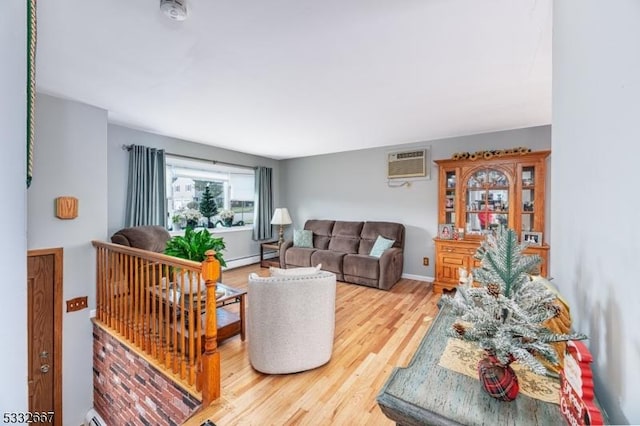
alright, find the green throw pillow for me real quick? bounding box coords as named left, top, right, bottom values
left=293, top=229, right=313, bottom=248
left=369, top=235, right=395, bottom=258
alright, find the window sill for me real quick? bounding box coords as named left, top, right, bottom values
left=169, top=225, right=253, bottom=237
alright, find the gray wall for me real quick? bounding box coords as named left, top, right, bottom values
left=15, top=97, right=281, bottom=423
left=0, top=1, right=28, bottom=413
left=28, top=94, right=108, bottom=425
left=107, top=124, right=283, bottom=263
left=553, top=2, right=639, bottom=424
left=281, top=126, right=551, bottom=279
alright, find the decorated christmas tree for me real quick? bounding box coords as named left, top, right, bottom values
left=441, top=227, right=586, bottom=376
left=199, top=184, right=218, bottom=228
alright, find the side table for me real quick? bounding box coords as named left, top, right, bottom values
left=260, top=241, right=281, bottom=268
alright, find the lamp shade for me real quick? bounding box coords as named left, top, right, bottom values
left=271, top=208, right=292, bottom=225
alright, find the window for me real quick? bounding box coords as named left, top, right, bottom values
left=166, top=156, right=255, bottom=227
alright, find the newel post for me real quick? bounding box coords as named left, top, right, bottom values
left=201, top=250, right=221, bottom=405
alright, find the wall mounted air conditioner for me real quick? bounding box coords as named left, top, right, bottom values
left=387, top=149, right=429, bottom=179
left=85, top=409, right=106, bottom=426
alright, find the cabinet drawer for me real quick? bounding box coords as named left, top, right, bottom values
left=439, top=252, right=466, bottom=266
left=439, top=245, right=476, bottom=255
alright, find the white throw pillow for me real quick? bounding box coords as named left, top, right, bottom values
left=369, top=235, right=395, bottom=258
left=269, top=264, right=322, bottom=277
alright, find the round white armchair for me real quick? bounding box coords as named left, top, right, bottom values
left=247, top=271, right=337, bottom=374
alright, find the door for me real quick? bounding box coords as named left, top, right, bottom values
left=27, top=248, right=62, bottom=426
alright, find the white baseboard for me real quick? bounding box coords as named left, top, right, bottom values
left=224, top=256, right=261, bottom=270
left=224, top=252, right=277, bottom=270
left=401, top=273, right=434, bottom=282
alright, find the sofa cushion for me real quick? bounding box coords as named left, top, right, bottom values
left=332, top=221, right=365, bottom=237
left=310, top=250, right=347, bottom=276
left=343, top=254, right=380, bottom=280
left=328, top=237, right=360, bottom=254
left=304, top=220, right=335, bottom=249
left=358, top=221, right=405, bottom=255
left=328, top=221, right=364, bottom=254
left=285, top=247, right=317, bottom=267
left=369, top=236, right=395, bottom=258
left=293, top=229, right=313, bottom=248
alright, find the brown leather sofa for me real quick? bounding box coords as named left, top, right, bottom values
left=279, top=220, right=405, bottom=290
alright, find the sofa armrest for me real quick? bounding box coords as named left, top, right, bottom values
left=279, top=240, right=294, bottom=268
left=378, top=247, right=404, bottom=290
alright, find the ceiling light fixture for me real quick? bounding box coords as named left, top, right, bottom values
left=160, top=0, right=188, bottom=21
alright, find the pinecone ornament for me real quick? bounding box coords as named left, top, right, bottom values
left=487, top=283, right=501, bottom=297
left=452, top=322, right=466, bottom=336
left=543, top=302, right=561, bottom=318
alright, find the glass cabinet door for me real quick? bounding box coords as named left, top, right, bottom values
left=465, top=168, right=509, bottom=235
left=521, top=166, right=535, bottom=232
left=444, top=170, right=456, bottom=224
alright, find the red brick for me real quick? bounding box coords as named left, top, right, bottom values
left=92, top=324, right=199, bottom=425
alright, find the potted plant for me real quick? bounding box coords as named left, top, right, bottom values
left=164, top=227, right=226, bottom=266
left=164, top=227, right=226, bottom=303
left=171, top=212, right=184, bottom=230
left=441, top=227, right=586, bottom=401
left=183, top=208, right=203, bottom=229
left=218, top=209, right=235, bottom=227
left=199, top=184, right=219, bottom=228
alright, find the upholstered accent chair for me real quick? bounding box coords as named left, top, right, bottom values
left=247, top=271, right=337, bottom=374
left=110, top=225, right=171, bottom=252
left=109, top=226, right=172, bottom=293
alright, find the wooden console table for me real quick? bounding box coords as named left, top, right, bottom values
left=376, top=302, right=566, bottom=426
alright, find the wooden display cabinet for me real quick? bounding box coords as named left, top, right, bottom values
left=433, top=150, right=551, bottom=294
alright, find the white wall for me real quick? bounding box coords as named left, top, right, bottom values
left=0, top=0, right=28, bottom=413
left=107, top=124, right=283, bottom=263
left=28, top=94, right=108, bottom=425
left=553, top=2, right=640, bottom=424
left=282, top=126, right=550, bottom=279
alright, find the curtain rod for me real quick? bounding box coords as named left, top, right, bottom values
left=121, top=144, right=257, bottom=170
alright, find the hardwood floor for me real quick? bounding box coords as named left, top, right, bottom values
left=184, top=264, right=439, bottom=426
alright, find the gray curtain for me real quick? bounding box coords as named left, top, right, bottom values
left=124, top=145, right=167, bottom=228
left=252, top=166, right=273, bottom=240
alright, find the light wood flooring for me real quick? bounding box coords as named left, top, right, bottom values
left=184, top=264, right=439, bottom=426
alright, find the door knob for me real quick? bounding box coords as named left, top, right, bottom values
left=40, top=364, right=50, bottom=373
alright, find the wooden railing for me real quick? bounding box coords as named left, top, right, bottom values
left=92, top=241, right=221, bottom=404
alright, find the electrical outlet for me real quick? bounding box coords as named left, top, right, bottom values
left=423, top=256, right=429, bottom=266
left=66, top=296, right=88, bottom=312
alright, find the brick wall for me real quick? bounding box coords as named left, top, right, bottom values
left=93, top=323, right=201, bottom=425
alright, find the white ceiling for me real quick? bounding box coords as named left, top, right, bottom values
left=35, top=0, right=551, bottom=160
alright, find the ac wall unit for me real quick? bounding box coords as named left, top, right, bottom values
left=84, top=409, right=106, bottom=426
left=387, top=149, right=428, bottom=179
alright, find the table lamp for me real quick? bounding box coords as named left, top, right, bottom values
left=271, top=208, right=292, bottom=245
